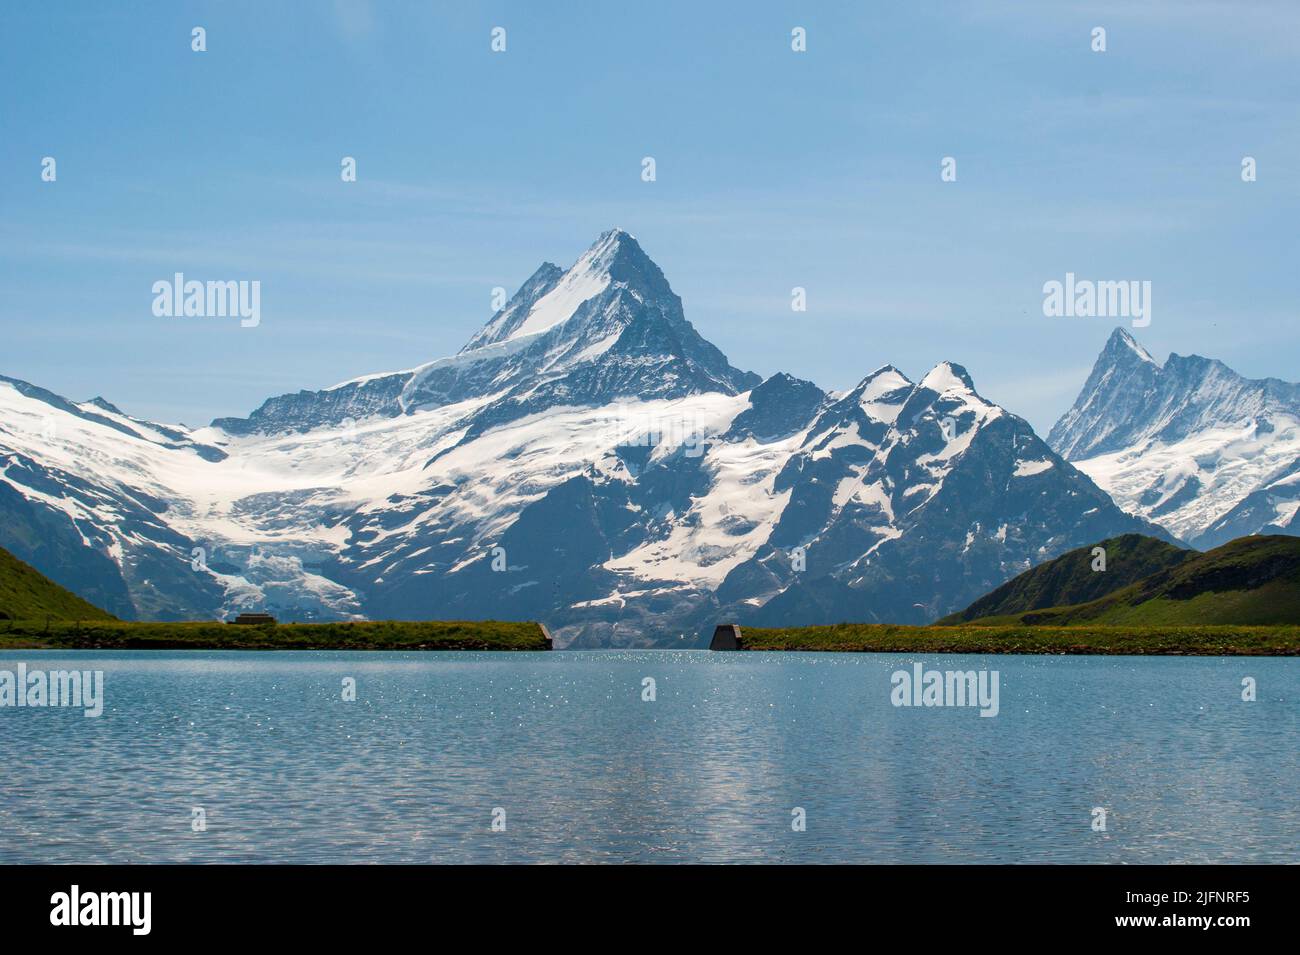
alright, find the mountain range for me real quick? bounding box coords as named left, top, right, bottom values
left=1050, top=328, right=1300, bottom=549
left=1, top=230, right=1294, bottom=646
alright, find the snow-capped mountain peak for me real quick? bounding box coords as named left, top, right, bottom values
left=1050, top=328, right=1300, bottom=546
left=461, top=229, right=657, bottom=352
left=730, top=357, right=1163, bottom=631
left=919, top=360, right=977, bottom=396
left=856, top=365, right=912, bottom=401
left=215, top=229, right=757, bottom=437
left=1112, top=326, right=1158, bottom=365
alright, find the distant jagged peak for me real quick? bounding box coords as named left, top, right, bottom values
left=84, top=396, right=126, bottom=415
left=580, top=227, right=646, bottom=269
left=460, top=228, right=667, bottom=354
left=855, top=364, right=912, bottom=400
left=918, top=360, right=977, bottom=396
left=211, top=229, right=758, bottom=435
left=1050, top=327, right=1300, bottom=461
left=1101, top=326, right=1158, bottom=367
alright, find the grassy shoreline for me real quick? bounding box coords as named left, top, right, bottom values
left=0, top=619, right=552, bottom=651
left=6, top=619, right=1298, bottom=655
left=731, top=623, right=1300, bottom=655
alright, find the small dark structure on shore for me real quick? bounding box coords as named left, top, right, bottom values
left=709, top=624, right=742, bottom=650
left=230, top=612, right=277, bottom=625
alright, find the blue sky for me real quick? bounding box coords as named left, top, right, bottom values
left=2, top=1, right=1298, bottom=433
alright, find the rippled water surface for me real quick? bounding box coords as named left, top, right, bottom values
left=1, top=650, right=1295, bottom=863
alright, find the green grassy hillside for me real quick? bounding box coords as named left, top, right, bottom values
left=0, top=618, right=552, bottom=650
left=940, top=533, right=1191, bottom=623
left=958, top=535, right=1300, bottom=626
left=733, top=622, right=1298, bottom=654
left=0, top=545, right=117, bottom=621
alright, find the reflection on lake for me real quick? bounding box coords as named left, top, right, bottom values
left=1, top=650, right=1295, bottom=863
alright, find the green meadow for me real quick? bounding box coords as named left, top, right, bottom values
left=733, top=623, right=1300, bottom=655
left=0, top=619, right=552, bottom=651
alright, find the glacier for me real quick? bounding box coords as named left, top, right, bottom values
left=1, top=230, right=1168, bottom=645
